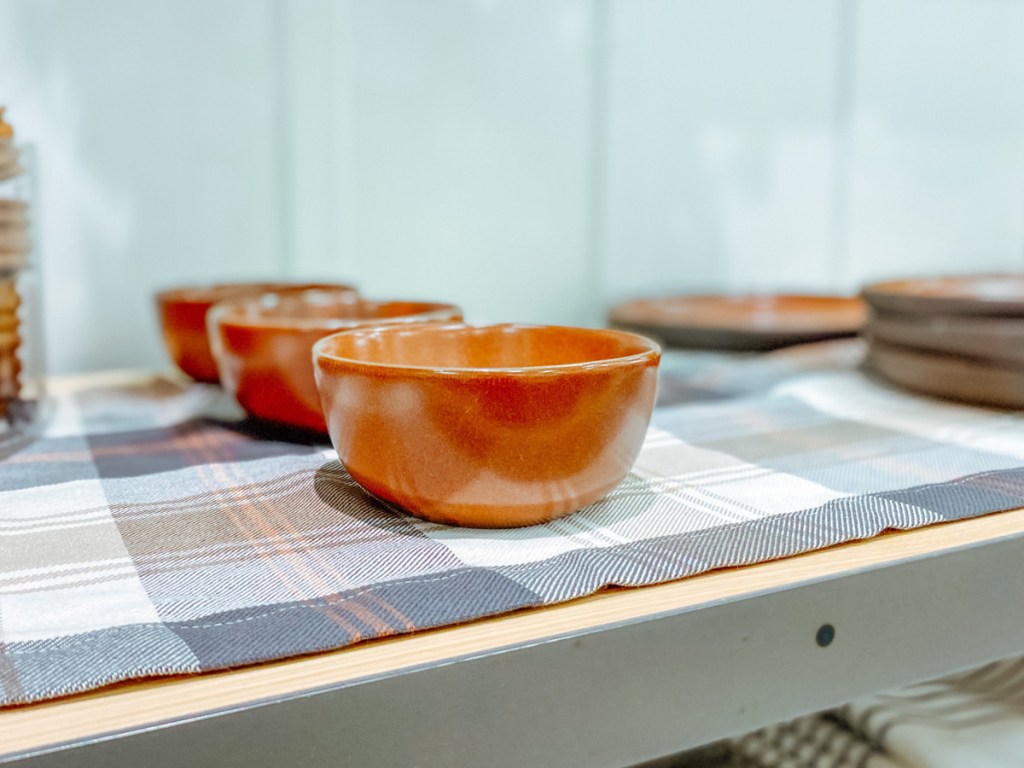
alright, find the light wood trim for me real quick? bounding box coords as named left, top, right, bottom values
left=46, top=369, right=180, bottom=394
left=4, top=506, right=1024, bottom=758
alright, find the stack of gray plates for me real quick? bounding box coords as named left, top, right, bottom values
left=863, top=274, right=1024, bottom=408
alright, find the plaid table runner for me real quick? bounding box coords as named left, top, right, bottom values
left=5, top=341, right=1024, bottom=706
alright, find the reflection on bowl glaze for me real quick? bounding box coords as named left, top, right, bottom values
left=155, top=282, right=356, bottom=383
left=209, top=288, right=462, bottom=432
left=313, top=323, right=661, bottom=528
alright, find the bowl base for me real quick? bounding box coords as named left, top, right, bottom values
left=349, top=469, right=622, bottom=529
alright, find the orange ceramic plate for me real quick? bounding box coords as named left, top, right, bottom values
left=862, top=274, right=1024, bottom=317
left=609, top=294, right=866, bottom=351
left=313, top=323, right=661, bottom=528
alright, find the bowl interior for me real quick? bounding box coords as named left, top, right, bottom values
left=215, top=289, right=460, bottom=331
left=316, top=324, right=659, bottom=370
left=158, top=282, right=356, bottom=309
left=157, top=283, right=282, bottom=308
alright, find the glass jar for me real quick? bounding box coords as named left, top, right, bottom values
left=0, top=109, right=45, bottom=457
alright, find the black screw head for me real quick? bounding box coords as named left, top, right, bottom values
left=816, top=623, right=835, bottom=647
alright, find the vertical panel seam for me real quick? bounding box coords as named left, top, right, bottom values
left=333, top=0, right=357, bottom=277
left=586, top=0, right=611, bottom=325
left=830, top=0, right=859, bottom=289
left=273, top=0, right=293, bottom=276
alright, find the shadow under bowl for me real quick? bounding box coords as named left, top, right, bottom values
left=313, top=323, right=661, bottom=528
left=210, top=288, right=462, bottom=432
left=155, top=281, right=357, bottom=383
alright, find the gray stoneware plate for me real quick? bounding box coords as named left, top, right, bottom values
left=867, top=339, right=1024, bottom=409
left=868, top=311, right=1024, bottom=367
left=862, top=274, right=1024, bottom=317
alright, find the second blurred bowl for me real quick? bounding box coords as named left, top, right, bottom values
left=156, top=281, right=356, bottom=383
left=209, top=287, right=462, bottom=432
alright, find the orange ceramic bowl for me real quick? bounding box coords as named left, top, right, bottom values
left=313, top=323, right=661, bottom=528
left=209, top=288, right=462, bottom=432
left=155, top=282, right=357, bottom=383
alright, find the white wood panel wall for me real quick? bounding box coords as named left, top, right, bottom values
left=0, top=0, right=284, bottom=373
left=2, top=0, right=1023, bottom=373
left=843, top=0, right=1024, bottom=288
left=603, top=0, right=842, bottom=301
left=285, top=0, right=600, bottom=327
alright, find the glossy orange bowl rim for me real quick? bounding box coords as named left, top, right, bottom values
left=313, top=323, right=662, bottom=376
left=155, top=281, right=357, bottom=307
left=209, top=288, right=460, bottom=333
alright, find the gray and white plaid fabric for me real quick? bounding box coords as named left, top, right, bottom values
left=4, top=340, right=1024, bottom=706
